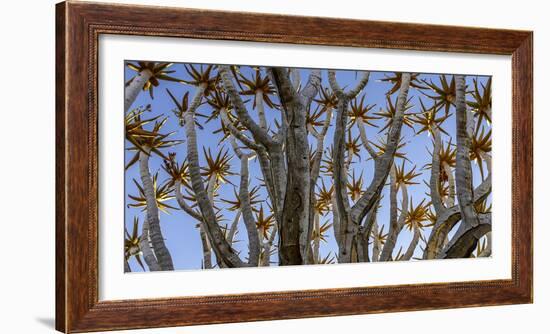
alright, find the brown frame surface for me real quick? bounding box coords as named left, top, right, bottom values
left=56, top=1, right=533, bottom=332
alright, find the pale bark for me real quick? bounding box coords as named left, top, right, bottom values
left=125, top=69, right=152, bottom=113
left=332, top=95, right=355, bottom=262
left=139, top=150, right=174, bottom=270
left=330, top=70, right=412, bottom=262
left=357, top=117, right=378, bottom=159
left=313, top=213, right=320, bottom=263
left=478, top=232, right=492, bottom=257
left=380, top=170, right=409, bottom=261
left=174, top=180, right=203, bottom=222
left=219, top=66, right=276, bottom=148
left=328, top=71, right=410, bottom=262
left=481, top=151, right=492, bottom=176
left=271, top=68, right=321, bottom=265
left=219, top=65, right=286, bottom=236
left=290, top=68, right=301, bottom=91
left=358, top=198, right=379, bottom=262
left=428, top=75, right=487, bottom=260
left=327, top=71, right=374, bottom=262
left=443, top=162, right=455, bottom=207
left=429, top=129, right=445, bottom=214
left=443, top=218, right=491, bottom=258
left=331, top=194, right=342, bottom=246
left=174, top=180, right=213, bottom=269
left=379, top=166, right=398, bottom=262
left=454, top=74, right=480, bottom=229
left=402, top=226, right=420, bottom=260
left=139, top=218, right=162, bottom=271
left=256, top=91, right=267, bottom=130
left=261, top=224, right=278, bottom=266
left=423, top=176, right=491, bottom=259
left=205, top=177, right=215, bottom=202
left=349, top=74, right=411, bottom=229
left=199, top=226, right=212, bottom=269
left=423, top=125, right=492, bottom=259
left=227, top=210, right=241, bottom=244
left=308, top=108, right=334, bottom=258
left=238, top=154, right=261, bottom=266
left=371, top=221, right=381, bottom=262
left=219, top=109, right=260, bottom=150
left=183, top=83, right=245, bottom=267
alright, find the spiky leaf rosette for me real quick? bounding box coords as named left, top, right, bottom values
left=124, top=217, right=145, bottom=270
left=255, top=205, right=275, bottom=239
left=349, top=95, right=379, bottom=128
left=467, top=77, right=492, bottom=134
left=182, top=64, right=218, bottom=96
left=421, top=75, right=457, bottom=115
left=126, top=62, right=182, bottom=99
left=201, top=147, right=236, bottom=185
left=374, top=94, right=414, bottom=133
left=238, top=68, right=278, bottom=109
left=125, top=106, right=183, bottom=169
left=379, top=72, right=426, bottom=95
left=314, top=86, right=339, bottom=110
left=412, top=98, right=451, bottom=137
left=127, top=173, right=177, bottom=214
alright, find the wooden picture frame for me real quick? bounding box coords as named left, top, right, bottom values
left=56, top=1, right=533, bottom=332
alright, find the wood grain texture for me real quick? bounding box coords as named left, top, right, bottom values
left=55, top=1, right=533, bottom=332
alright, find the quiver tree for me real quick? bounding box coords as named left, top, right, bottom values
left=124, top=62, right=493, bottom=271
left=124, top=107, right=182, bottom=271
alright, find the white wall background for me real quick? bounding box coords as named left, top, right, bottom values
left=0, top=0, right=545, bottom=333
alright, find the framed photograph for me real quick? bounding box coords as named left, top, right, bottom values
left=56, top=1, right=532, bottom=332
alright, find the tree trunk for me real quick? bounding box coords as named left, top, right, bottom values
left=271, top=68, right=321, bottom=265
left=479, top=232, right=492, bottom=257
left=125, top=69, right=152, bottom=113
left=443, top=162, right=455, bottom=207
left=238, top=155, right=261, bottom=266
left=371, top=221, right=381, bottom=262
left=454, top=75, right=480, bottom=229
left=402, top=226, right=420, bottom=260
left=380, top=171, right=409, bottom=261
left=255, top=91, right=267, bottom=130
left=174, top=180, right=212, bottom=268
left=227, top=210, right=241, bottom=244
left=139, top=150, right=174, bottom=270
left=139, top=218, right=162, bottom=271
left=199, top=225, right=212, bottom=269
left=349, top=74, right=411, bottom=230
left=444, top=221, right=491, bottom=258
left=313, top=213, right=320, bottom=263
left=183, top=83, right=245, bottom=268
left=333, top=95, right=355, bottom=262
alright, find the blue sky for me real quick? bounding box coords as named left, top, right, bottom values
left=124, top=62, right=490, bottom=272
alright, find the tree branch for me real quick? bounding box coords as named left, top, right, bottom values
left=139, top=218, right=161, bottom=271
left=183, top=83, right=245, bottom=267
left=443, top=218, right=491, bottom=258
left=174, top=180, right=203, bottom=222
left=356, top=118, right=378, bottom=159
left=237, top=153, right=261, bottom=266
left=350, top=73, right=411, bottom=227
left=218, top=65, right=275, bottom=148
left=423, top=175, right=492, bottom=259
left=270, top=67, right=319, bottom=264
left=138, top=150, right=174, bottom=270
left=328, top=70, right=370, bottom=100
left=454, top=74, right=480, bottom=229
left=430, top=129, right=445, bottom=214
